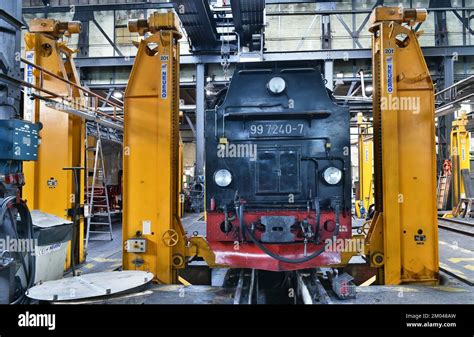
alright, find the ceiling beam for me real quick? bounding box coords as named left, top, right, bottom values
left=73, top=45, right=474, bottom=68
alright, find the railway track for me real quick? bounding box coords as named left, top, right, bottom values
left=437, top=217, right=474, bottom=286
left=438, top=217, right=474, bottom=237
left=233, top=269, right=257, bottom=304
left=231, top=269, right=333, bottom=304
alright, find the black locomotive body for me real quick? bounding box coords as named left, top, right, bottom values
left=205, top=64, right=352, bottom=271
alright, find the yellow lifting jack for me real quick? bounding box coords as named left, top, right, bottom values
left=122, top=12, right=215, bottom=284
left=450, top=112, right=471, bottom=211
left=23, top=18, right=86, bottom=268
left=355, top=112, right=374, bottom=219
left=365, top=7, right=439, bottom=285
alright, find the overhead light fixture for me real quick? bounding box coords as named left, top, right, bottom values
left=365, top=85, right=373, bottom=94
left=335, top=76, right=344, bottom=86
left=113, top=91, right=123, bottom=99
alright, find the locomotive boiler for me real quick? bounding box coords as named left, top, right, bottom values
left=205, top=64, right=352, bottom=271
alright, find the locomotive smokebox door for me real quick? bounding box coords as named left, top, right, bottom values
left=261, top=216, right=296, bottom=243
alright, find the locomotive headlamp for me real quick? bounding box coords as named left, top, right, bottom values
left=267, top=77, right=286, bottom=95
left=214, top=169, right=232, bottom=187
left=323, top=167, right=342, bottom=185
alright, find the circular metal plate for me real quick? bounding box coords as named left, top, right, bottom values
left=26, top=271, right=154, bottom=302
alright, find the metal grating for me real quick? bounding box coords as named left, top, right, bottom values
left=231, top=0, right=265, bottom=47
left=175, top=0, right=220, bottom=52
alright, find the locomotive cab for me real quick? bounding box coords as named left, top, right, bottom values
left=205, top=64, right=352, bottom=271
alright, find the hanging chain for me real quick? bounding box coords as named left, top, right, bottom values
left=220, top=6, right=231, bottom=81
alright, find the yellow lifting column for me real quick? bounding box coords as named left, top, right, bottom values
left=366, top=7, right=439, bottom=285
left=23, top=19, right=85, bottom=266
left=123, top=12, right=187, bottom=284
left=450, top=112, right=470, bottom=208
left=356, top=113, right=374, bottom=218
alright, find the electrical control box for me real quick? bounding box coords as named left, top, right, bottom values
left=125, top=239, right=146, bottom=253
left=0, top=120, right=40, bottom=161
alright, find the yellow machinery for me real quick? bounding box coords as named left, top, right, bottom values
left=23, top=19, right=86, bottom=267
left=450, top=112, right=470, bottom=208
left=365, top=7, right=439, bottom=285
left=123, top=12, right=215, bottom=284
left=178, top=136, right=184, bottom=218
left=355, top=113, right=374, bottom=218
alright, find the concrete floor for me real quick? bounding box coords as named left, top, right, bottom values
left=56, top=285, right=235, bottom=305
left=332, top=274, right=474, bottom=304
left=74, top=219, right=123, bottom=276
left=181, top=212, right=206, bottom=236
left=438, top=228, right=474, bottom=286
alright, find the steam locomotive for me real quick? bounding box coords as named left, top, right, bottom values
left=205, top=64, right=352, bottom=271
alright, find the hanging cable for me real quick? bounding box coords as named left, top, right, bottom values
left=242, top=224, right=327, bottom=264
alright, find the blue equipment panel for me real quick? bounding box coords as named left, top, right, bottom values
left=0, top=120, right=40, bottom=161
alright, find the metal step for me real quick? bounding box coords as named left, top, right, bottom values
left=88, top=231, right=113, bottom=235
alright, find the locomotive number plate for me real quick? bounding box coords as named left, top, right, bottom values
left=247, top=121, right=305, bottom=137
